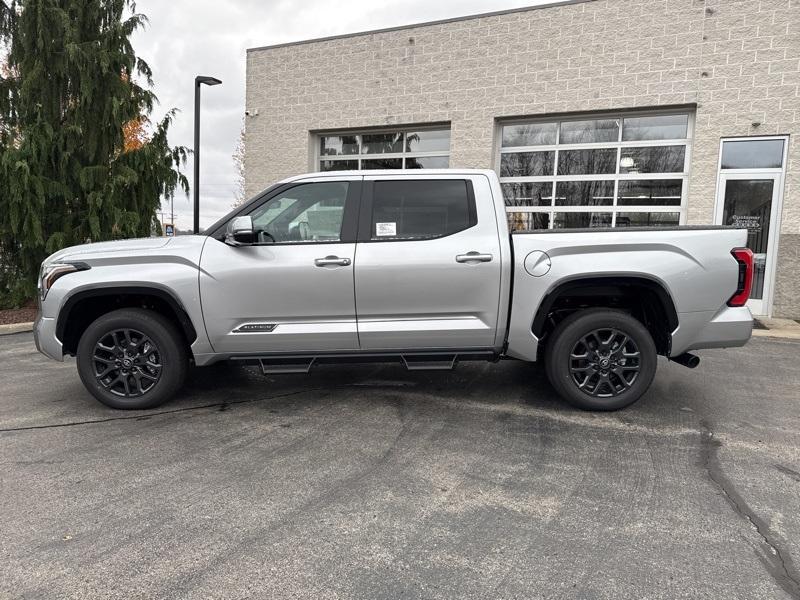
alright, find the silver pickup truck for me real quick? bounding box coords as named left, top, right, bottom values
left=34, top=169, right=754, bottom=411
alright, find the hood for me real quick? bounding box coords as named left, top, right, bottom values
left=45, top=236, right=198, bottom=264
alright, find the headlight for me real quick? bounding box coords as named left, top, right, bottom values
left=39, top=262, right=89, bottom=301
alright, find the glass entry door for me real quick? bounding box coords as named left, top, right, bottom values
left=715, top=174, right=781, bottom=316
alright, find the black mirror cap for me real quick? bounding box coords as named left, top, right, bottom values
left=231, top=230, right=256, bottom=245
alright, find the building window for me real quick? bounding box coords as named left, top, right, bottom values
left=318, top=127, right=450, bottom=171
left=498, top=112, right=692, bottom=230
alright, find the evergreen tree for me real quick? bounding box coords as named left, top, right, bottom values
left=0, top=2, right=17, bottom=145
left=0, top=0, right=188, bottom=307
left=0, top=2, right=12, bottom=41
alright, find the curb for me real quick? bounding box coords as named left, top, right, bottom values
left=0, top=322, right=34, bottom=336
left=752, top=328, right=800, bottom=341
left=753, top=317, right=800, bottom=340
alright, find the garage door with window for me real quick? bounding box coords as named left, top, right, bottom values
left=498, top=112, right=692, bottom=231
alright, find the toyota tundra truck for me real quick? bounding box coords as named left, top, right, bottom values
left=34, top=169, right=754, bottom=411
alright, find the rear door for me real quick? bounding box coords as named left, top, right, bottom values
left=199, top=177, right=361, bottom=354
left=354, top=174, right=503, bottom=350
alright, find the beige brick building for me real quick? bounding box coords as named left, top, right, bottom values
left=244, top=0, right=799, bottom=318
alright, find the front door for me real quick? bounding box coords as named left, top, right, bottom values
left=199, top=178, right=361, bottom=354
left=715, top=174, right=781, bottom=316
left=353, top=175, right=503, bottom=350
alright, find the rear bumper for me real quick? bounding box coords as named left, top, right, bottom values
left=33, top=313, right=64, bottom=361
left=670, top=306, right=753, bottom=356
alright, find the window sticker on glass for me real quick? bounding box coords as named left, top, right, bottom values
left=375, top=222, right=397, bottom=236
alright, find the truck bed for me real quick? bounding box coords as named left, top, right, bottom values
left=505, top=225, right=753, bottom=361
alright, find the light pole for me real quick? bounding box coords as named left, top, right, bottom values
left=193, top=75, right=222, bottom=234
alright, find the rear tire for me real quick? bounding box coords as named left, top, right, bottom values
left=545, top=308, right=657, bottom=411
left=76, top=308, right=188, bottom=410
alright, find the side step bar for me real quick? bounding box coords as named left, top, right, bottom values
left=401, top=354, right=458, bottom=371
left=242, top=350, right=497, bottom=374
left=259, top=358, right=316, bottom=374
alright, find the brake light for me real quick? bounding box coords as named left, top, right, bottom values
left=727, top=248, right=754, bottom=307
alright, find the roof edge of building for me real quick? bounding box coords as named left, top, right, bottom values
left=247, top=0, right=595, bottom=53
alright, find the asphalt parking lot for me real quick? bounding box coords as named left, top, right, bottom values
left=1, top=332, right=799, bottom=600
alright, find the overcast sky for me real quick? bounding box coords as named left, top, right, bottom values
left=131, top=0, right=551, bottom=230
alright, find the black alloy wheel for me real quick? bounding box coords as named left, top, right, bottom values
left=92, top=328, right=163, bottom=398
left=545, top=308, right=657, bottom=411
left=77, top=308, right=188, bottom=410
left=568, top=328, right=641, bottom=398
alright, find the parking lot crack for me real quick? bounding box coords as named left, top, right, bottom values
left=0, top=387, right=326, bottom=434
left=775, top=464, right=800, bottom=483
left=700, top=420, right=800, bottom=599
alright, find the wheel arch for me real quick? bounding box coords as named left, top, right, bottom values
left=532, top=275, right=679, bottom=356
left=57, top=286, right=197, bottom=356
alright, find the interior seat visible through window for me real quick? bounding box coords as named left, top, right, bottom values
left=249, top=182, right=349, bottom=243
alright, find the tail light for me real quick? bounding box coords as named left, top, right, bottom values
left=727, top=248, right=754, bottom=307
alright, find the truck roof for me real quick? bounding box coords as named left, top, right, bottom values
left=276, top=169, right=497, bottom=185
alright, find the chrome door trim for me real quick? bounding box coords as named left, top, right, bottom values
left=356, top=316, right=491, bottom=333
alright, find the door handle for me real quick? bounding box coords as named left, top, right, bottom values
left=455, top=252, right=493, bottom=263
left=314, top=255, right=351, bottom=267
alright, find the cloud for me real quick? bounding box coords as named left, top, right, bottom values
left=132, top=0, right=547, bottom=230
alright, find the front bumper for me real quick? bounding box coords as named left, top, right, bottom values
left=33, top=312, right=64, bottom=361
left=670, top=306, right=753, bottom=356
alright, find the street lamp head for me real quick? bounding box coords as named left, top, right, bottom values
left=196, top=75, right=222, bottom=86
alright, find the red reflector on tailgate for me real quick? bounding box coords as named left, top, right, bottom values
left=727, top=248, right=754, bottom=307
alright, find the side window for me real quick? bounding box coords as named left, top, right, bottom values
left=370, top=180, right=476, bottom=241
left=249, top=182, right=348, bottom=243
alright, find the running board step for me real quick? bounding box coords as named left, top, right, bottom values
left=232, top=351, right=496, bottom=373
left=259, top=357, right=316, bottom=374
left=401, top=354, right=458, bottom=371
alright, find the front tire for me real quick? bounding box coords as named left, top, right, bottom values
left=76, top=308, right=188, bottom=410
left=545, top=308, right=657, bottom=411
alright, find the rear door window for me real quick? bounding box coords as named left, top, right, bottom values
left=370, top=180, right=476, bottom=241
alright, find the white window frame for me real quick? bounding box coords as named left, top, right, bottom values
left=315, top=126, right=451, bottom=171
left=494, top=108, right=695, bottom=228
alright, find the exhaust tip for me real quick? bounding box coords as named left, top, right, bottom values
left=670, top=353, right=701, bottom=369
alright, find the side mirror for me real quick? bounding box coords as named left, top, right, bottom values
left=225, top=216, right=255, bottom=246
